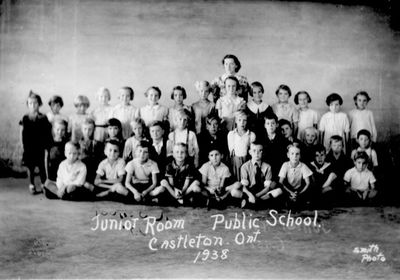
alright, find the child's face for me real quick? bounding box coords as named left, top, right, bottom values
left=104, top=143, right=119, bottom=161
left=305, top=130, right=317, bottom=144
left=236, top=115, right=247, bottom=131
left=53, top=123, right=66, bottom=141
left=298, top=93, right=309, bottom=109
left=176, top=114, right=188, bottom=130
left=207, top=119, right=219, bottom=135
left=329, top=100, right=341, bottom=113
left=330, top=140, right=343, bottom=153
left=225, top=79, right=237, bottom=96
left=223, top=58, right=237, bottom=74
left=208, top=150, right=222, bottom=166
left=27, top=97, right=39, bottom=113
left=77, top=103, right=88, bottom=114
left=65, top=144, right=79, bottom=163
left=173, top=145, right=187, bottom=163
left=252, top=86, right=263, bottom=104
left=357, top=135, right=370, bottom=149
left=356, top=94, right=368, bottom=110
left=99, top=92, right=110, bottom=106
left=277, top=89, right=290, bottom=103
left=149, top=125, right=164, bottom=141
left=82, top=123, right=94, bottom=140
left=173, top=89, right=184, bottom=105
left=288, top=147, right=301, bottom=164
left=281, top=124, right=293, bottom=139
left=264, top=118, right=277, bottom=135
left=355, top=158, right=367, bottom=172
left=147, top=88, right=160, bottom=105
left=249, top=144, right=263, bottom=162
left=119, top=89, right=131, bottom=105
left=198, top=83, right=210, bottom=100
left=107, top=126, right=119, bottom=138
left=315, top=151, right=326, bottom=165
left=51, top=103, right=61, bottom=114
left=137, top=147, right=149, bottom=163
left=131, top=122, right=143, bottom=138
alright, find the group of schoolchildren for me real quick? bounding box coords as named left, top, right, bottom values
left=19, top=54, right=380, bottom=209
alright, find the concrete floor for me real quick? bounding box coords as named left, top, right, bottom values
left=0, top=178, right=399, bottom=279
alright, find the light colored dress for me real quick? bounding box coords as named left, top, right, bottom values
left=110, top=104, right=137, bottom=139
left=211, top=73, right=249, bottom=97
left=191, top=100, right=215, bottom=134
left=215, top=95, right=245, bottom=131
left=272, top=102, right=299, bottom=124
left=68, top=113, right=90, bottom=142
left=91, top=105, right=113, bottom=142
left=297, top=108, right=319, bottom=141
left=319, top=111, right=350, bottom=152
left=137, top=104, right=169, bottom=127
left=348, top=109, right=377, bottom=142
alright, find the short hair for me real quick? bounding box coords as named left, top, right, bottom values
left=83, top=117, right=95, bottom=126
left=176, top=108, right=191, bottom=120
left=105, top=139, right=121, bottom=151
left=145, top=86, right=162, bottom=98
left=65, top=141, right=80, bottom=151
left=171, top=86, right=187, bottom=100
left=294, top=91, right=312, bottom=105
left=330, top=135, right=343, bottom=144
left=138, top=140, right=151, bottom=150
left=97, top=87, right=111, bottom=101
left=120, top=87, right=134, bottom=100
left=249, top=81, right=264, bottom=96
left=222, top=54, right=241, bottom=72
left=250, top=141, right=264, bottom=149
left=107, top=118, right=122, bottom=128
left=48, top=95, right=64, bottom=107
left=353, top=151, right=369, bottom=162
left=314, top=144, right=326, bottom=154
left=353, top=91, right=371, bottom=105
left=206, top=113, right=221, bottom=125
left=174, top=142, right=188, bottom=151
left=73, top=95, right=90, bottom=107
left=264, top=111, right=278, bottom=123
left=148, top=120, right=164, bottom=129
left=208, top=145, right=221, bottom=154
left=287, top=142, right=301, bottom=152
left=130, top=117, right=145, bottom=128
left=275, top=84, right=292, bottom=97
left=224, top=75, right=240, bottom=88
left=279, top=119, right=292, bottom=129
left=27, top=90, right=43, bottom=107
left=326, top=93, right=343, bottom=106
left=357, top=129, right=371, bottom=140
left=53, top=118, right=68, bottom=128
left=234, top=110, right=247, bottom=120
left=195, top=80, right=211, bottom=92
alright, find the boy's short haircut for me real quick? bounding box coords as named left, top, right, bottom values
left=294, top=91, right=312, bottom=105
left=206, top=113, right=221, bottom=125
left=222, top=54, right=241, bottom=72
left=278, top=119, right=292, bottom=129
left=105, top=139, right=121, bottom=151
left=275, top=84, right=292, bottom=97
left=97, top=87, right=111, bottom=100
left=305, top=126, right=318, bottom=136
left=177, top=108, right=191, bottom=120
left=130, top=117, right=145, bottom=128
left=234, top=110, right=247, bottom=120
left=73, top=95, right=90, bottom=107
left=357, top=129, right=371, bottom=139
left=170, top=85, right=187, bottom=99
left=145, top=86, right=162, bottom=98
left=314, top=144, right=326, bottom=154
left=330, top=135, right=343, bottom=144
left=121, top=86, right=134, bottom=100
left=194, top=80, right=210, bottom=92
left=138, top=140, right=151, bottom=150
left=250, top=141, right=264, bottom=149
left=208, top=145, right=221, bottom=154
left=325, top=93, right=343, bottom=106
left=224, top=75, right=240, bottom=88
left=287, top=142, right=301, bottom=152
left=353, top=151, right=369, bottom=162
left=149, top=120, right=164, bottom=129
left=53, top=118, right=68, bottom=128
left=107, top=118, right=122, bottom=128
left=27, top=90, right=43, bottom=107
left=264, top=111, right=278, bottom=123
left=83, top=117, right=95, bottom=126
left=353, top=91, right=371, bottom=104
left=48, top=95, right=64, bottom=107
left=174, top=142, right=188, bottom=151
left=250, top=81, right=264, bottom=96
left=66, top=141, right=80, bottom=151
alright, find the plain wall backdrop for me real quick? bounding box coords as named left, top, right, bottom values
left=0, top=0, right=399, bottom=162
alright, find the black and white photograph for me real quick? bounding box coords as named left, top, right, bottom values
left=0, top=0, right=399, bottom=279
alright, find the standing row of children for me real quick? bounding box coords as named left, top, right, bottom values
left=19, top=54, right=379, bottom=208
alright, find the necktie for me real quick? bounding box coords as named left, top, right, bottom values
left=255, top=162, right=262, bottom=187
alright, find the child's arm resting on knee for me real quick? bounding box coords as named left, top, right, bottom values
left=142, top=172, right=159, bottom=197
left=125, top=170, right=140, bottom=197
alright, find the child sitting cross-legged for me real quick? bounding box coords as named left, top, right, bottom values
left=344, top=151, right=377, bottom=204
left=159, top=142, right=201, bottom=205
left=278, top=143, right=313, bottom=209
left=94, top=139, right=129, bottom=200
left=125, top=140, right=162, bottom=204
left=240, top=142, right=283, bottom=209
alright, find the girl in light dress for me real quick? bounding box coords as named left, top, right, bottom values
left=91, top=87, right=113, bottom=142
left=191, top=80, right=215, bottom=134
left=110, top=87, right=137, bottom=140
left=294, top=91, right=319, bottom=142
